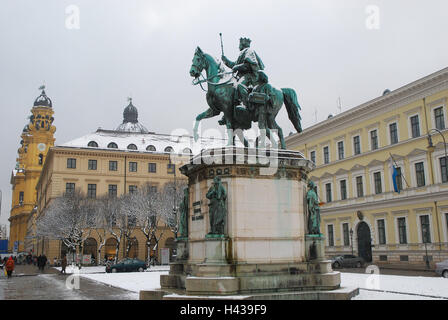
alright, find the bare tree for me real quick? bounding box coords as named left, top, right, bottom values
left=159, top=181, right=187, bottom=238
left=122, top=184, right=166, bottom=265
left=95, top=195, right=125, bottom=263
left=36, top=190, right=93, bottom=265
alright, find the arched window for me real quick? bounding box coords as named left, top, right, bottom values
left=146, top=145, right=156, bottom=152
left=107, top=142, right=118, bottom=149
left=38, top=154, right=43, bottom=165
left=183, top=148, right=192, bottom=154
left=127, top=144, right=137, bottom=150
left=164, top=146, right=174, bottom=153
left=88, top=141, right=98, bottom=148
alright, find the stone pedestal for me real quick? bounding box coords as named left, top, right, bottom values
left=305, top=234, right=326, bottom=261
left=155, top=147, right=354, bottom=300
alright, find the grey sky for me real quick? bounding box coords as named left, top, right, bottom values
left=1, top=0, right=448, bottom=229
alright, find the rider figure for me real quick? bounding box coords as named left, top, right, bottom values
left=221, top=37, right=265, bottom=108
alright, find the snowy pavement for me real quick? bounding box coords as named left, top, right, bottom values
left=72, top=267, right=448, bottom=300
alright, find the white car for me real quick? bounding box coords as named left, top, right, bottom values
left=435, top=259, right=448, bottom=278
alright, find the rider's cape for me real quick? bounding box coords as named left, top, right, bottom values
left=237, top=48, right=265, bottom=71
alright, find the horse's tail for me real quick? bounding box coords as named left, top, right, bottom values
left=282, top=88, right=302, bottom=133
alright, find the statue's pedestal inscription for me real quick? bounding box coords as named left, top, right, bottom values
left=157, top=147, right=355, bottom=299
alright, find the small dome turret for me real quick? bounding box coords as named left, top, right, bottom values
left=116, top=98, right=149, bottom=133
left=34, top=86, right=52, bottom=108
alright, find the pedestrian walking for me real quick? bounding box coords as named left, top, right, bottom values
left=5, top=256, right=15, bottom=278
left=61, top=255, right=67, bottom=274
left=42, top=255, right=47, bottom=271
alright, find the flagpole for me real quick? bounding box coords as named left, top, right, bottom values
left=389, top=152, right=410, bottom=188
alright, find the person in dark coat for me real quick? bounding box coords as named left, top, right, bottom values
left=61, top=255, right=67, bottom=274
left=5, top=256, right=15, bottom=278
left=41, top=255, right=47, bottom=271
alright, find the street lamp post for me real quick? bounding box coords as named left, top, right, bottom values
left=426, top=128, right=447, bottom=260
left=350, top=228, right=354, bottom=255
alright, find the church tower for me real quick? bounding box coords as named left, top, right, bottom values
left=9, top=87, right=56, bottom=253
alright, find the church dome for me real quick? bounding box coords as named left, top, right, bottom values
left=116, top=99, right=149, bottom=133
left=34, top=87, right=52, bottom=108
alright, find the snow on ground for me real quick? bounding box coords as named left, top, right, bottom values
left=54, top=265, right=170, bottom=274
left=341, top=272, right=448, bottom=299
left=80, top=270, right=169, bottom=293
left=71, top=269, right=448, bottom=300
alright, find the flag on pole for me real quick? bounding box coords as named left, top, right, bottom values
left=390, top=157, right=400, bottom=193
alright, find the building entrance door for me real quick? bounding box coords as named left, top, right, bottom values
left=357, top=222, right=372, bottom=262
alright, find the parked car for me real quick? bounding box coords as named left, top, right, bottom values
left=331, top=255, right=365, bottom=268
left=105, top=258, right=147, bottom=273
left=435, top=259, right=448, bottom=278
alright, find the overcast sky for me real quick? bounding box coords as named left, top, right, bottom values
left=1, top=0, right=448, bottom=229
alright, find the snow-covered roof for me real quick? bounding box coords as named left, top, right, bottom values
left=116, top=122, right=149, bottom=134
left=58, top=129, right=229, bottom=155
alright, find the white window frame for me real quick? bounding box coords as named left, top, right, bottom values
left=352, top=134, right=362, bottom=156
left=336, top=174, right=349, bottom=200
left=375, top=217, right=388, bottom=246
left=369, top=164, right=384, bottom=195
left=322, top=179, right=333, bottom=203
left=387, top=121, right=400, bottom=145
left=340, top=222, right=351, bottom=247
left=336, top=140, right=345, bottom=160
left=416, top=213, right=434, bottom=244
left=409, top=155, right=428, bottom=188
left=430, top=103, right=447, bottom=131
left=432, top=147, right=448, bottom=184
left=322, top=145, right=330, bottom=164
left=326, top=223, right=335, bottom=247
left=408, top=113, right=422, bottom=139
left=368, top=128, right=380, bottom=151
left=352, top=171, right=366, bottom=198
left=309, top=149, right=316, bottom=165
left=395, top=215, right=410, bottom=246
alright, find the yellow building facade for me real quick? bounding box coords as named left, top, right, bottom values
left=9, top=88, right=56, bottom=253
left=32, top=100, right=223, bottom=264
left=286, top=67, right=448, bottom=267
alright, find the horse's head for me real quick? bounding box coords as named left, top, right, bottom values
left=190, top=46, right=207, bottom=79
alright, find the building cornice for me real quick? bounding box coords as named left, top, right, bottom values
left=286, top=67, right=448, bottom=147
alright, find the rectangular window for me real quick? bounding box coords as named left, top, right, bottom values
left=420, top=215, right=431, bottom=244
left=129, top=162, right=137, bottom=172
left=323, top=146, right=330, bottom=164
left=370, top=130, right=378, bottom=150
left=109, top=161, right=118, bottom=171
left=88, top=159, right=97, bottom=170
left=389, top=123, right=398, bottom=144
left=410, top=115, right=420, bottom=138
left=353, top=136, right=361, bottom=155
left=325, top=183, right=332, bottom=203
left=374, top=172, right=382, bottom=194
left=379, top=255, right=388, bottom=261
left=87, top=184, right=97, bottom=199
left=67, top=158, right=76, bottom=169
left=378, top=219, right=386, bottom=245
left=148, top=163, right=157, bottom=173
left=434, top=107, right=445, bottom=130
left=65, top=183, right=75, bottom=195
left=337, top=141, right=344, bottom=160
left=327, top=225, right=334, bottom=247
left=356, top=176, right=364, bottom=197
left=167, top=163, right=175, bottom=174
left=395, top=167, right=403, bottom=191
left=398, top=217, right=407, bottom=244
left=310, top=151, right=316, bottom=164
left=19, top=191, right=24, bottom=205
left=129, top=185, right=137, bottom=194
left=108, top=184, right=117, bottom=198
left=342, top=223, right=350, bottom=247
left=149, top=185, right=157, bottom=194
left=440, top=157, right=448, bottom=183
left=415, top=162, right=425, bottom=187
left=340, top=180, right=347, bottom=200
left=400, top=255, right=409, bottom=262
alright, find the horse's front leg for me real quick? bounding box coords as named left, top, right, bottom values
left=225, top=121, right=234, bottom=146
left=194, top=108, right=219, bottom=141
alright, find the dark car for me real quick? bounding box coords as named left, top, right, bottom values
left=331, top=254, right=365, bottom=268
left=435, top=259, right=448, bottom=278
left=105, top=258, right=147, bottom=273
